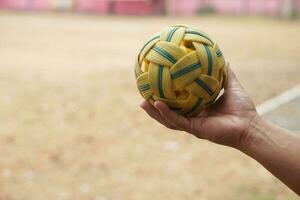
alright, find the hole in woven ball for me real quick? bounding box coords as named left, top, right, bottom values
left=174, top=89, right=189, bottom=100
left=182, top=41, right=196, bottom=51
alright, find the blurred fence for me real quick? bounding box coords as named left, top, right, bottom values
left=0, top=0, right=299, bottom=15
left=172, top=0, right=300, bottom=15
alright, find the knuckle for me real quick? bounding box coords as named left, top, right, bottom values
left=189, top=120, right=196, bottom=133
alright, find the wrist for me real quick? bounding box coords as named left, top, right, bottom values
left=237, top=114, right=266, bottom=153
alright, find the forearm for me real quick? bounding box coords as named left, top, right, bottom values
left=239, top=115, right=300, bottom=195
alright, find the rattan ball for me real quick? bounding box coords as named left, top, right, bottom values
left=134, top=25, right=226, bottom=116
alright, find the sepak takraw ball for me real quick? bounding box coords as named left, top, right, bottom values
left=134, top=25, right=226, bottom=116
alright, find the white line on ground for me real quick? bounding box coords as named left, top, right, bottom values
left=257, top=84, right=300, bottom=115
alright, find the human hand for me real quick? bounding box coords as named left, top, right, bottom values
left=140, top=63, right=258, bottom=148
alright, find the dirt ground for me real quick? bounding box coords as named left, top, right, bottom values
left=0, top=12, right=300, bottom=200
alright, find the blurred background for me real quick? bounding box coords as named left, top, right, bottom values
left=0, top=0, right=300, bottom=200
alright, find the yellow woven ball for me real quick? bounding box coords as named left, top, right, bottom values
left=134, top=25, right=226, bottom=116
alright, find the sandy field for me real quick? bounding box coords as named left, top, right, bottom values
left=0, top=12, right=300, bottom=200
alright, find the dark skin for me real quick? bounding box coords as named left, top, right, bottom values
left=141, top=63, right=300, bottom=196
left=141, top=63, right=257, bottom=148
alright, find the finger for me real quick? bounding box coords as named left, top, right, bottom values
left=154, top=101, right=190, bottom=131
left=140, top=101, right=177, bottom=129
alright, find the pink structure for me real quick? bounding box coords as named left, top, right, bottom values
left=0, top=0, right=300, bottom=15
left=171, top=0, right=199, bottom=15
left=0, top=0, right=49, bottom=11
left=212, top=0, right=244, bottom=14
left=31, top=0, right=50, bottom=11
left=114, top=0, right=164, bottom=15
left=75, top=0, right=110, bottom=14
left=173, top=0, right=300, bottom=16
left=0, top=0, right=6, bottom=8
left=1, top=0, right=29, bottom=10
